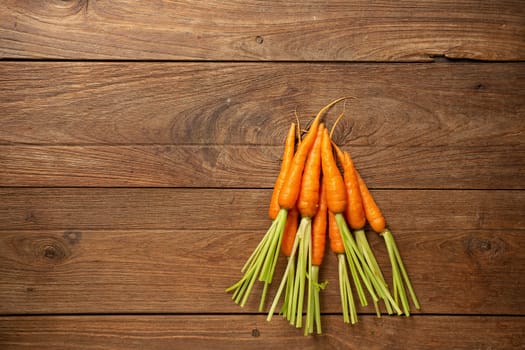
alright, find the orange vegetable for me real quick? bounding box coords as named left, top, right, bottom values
left=320, top=128, right=347, bottom=214
left=280, top=207, right=299, bottom=257
left=279, top=97, right=347, bottom=210
left=296, top=124, right=324, bottom=218
left=328, top=211, right=344, bottom=254
left=269, top=123, right=296, bottom=219
left=356, top=171, right=385, bottom=233
left=311, top=178, right=327, bottom=266
left=333, top=145, right=366, bottom=229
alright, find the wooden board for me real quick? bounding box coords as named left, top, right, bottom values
left=0, top=189, right=523, bottom=231
left=1, top=315, right=524, bottom=350
left=1, top=1, right=524, bottom=61
left=0, top=229, right=523, bottom=315
left=1, top=62, right=524, bottom=146
left=1, top=1, right=524, bottom=348
left=1, top=145, right=523, bottom=188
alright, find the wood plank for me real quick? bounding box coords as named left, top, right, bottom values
left=0, top=189, right=523, bottom=231
left=0, top=315, right=523, bottom=349
left=1, top=62, right=523, bottom=146
left=0, top=228, right=523, bottom=315
left=1, top=1, right=524, bottom=61
left=1, top=145, right=523, bottom=189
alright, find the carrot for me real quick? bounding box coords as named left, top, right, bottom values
left=320, top=129, right=347, bottom=214
left=355, top=170, right=420, bottom=315
left=289, top=124, right=324, bottom=330
left=333, top=145, right=366, bottom=230
left=356, top=171, right=385, bottom=233
left=311, top=179, right=327, bottom=267
left=305, top=178, right=328, bottom=334
left=268, top=98, right=349, bottom=325
left=332, top=145, right=393, bottom=315
left=281, top=207, right=299, bottom=257
left=279, top=97, right=348, bottom=210
left=269, top=122, right=296, bottom=220
left=328, top=211, right=344, bottom=254
left=296, top=123, right=324, bottom=218
left=322, top=128, right=402, bottom=319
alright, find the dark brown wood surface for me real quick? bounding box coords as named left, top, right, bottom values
left=1, top=316, right=524, bottom=350
left=0, top=228, right=523, bottom=315
left=1, top=1, right=524, bottom=61
left=1, top=63, right=523, bottom=146
left=1, top=1, right=524, bottom=349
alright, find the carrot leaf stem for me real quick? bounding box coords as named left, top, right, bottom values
left=381, top=229, right=421, bottom=315
left=280, top=256, right=296, bottom=320
left=355, top=229, right=394, bottom=315
left=227, top=208, right=288, bottom=309
left=335, top=213, right=377, bottom=303
left=291, top=217, right=311, bottom=328
left=267, top=229, right=301, bottom=322
left=338, top=254, right=357, bottom=324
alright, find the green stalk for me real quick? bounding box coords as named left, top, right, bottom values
left=267, top=226, right=301, bottom=321
left=382, top=229, right=420, bottom=315
left=339, top=215, right=403, bottom=315
left=292, top=218, right=311, bottom=328
left=279, top=256, right=293, bottom=318
left=335, top=214, right=377, bottom=302
left=226, top=208, right=287, bottom=309
left=305, top=231, right=314, bottom=335
left=355, top=229, right=394, bottom=315
left=338, top=254, right=357, bottom=324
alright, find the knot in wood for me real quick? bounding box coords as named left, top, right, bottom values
left=48, top=0, right=87, bottom=14
left=41, top=241, right=68, bottom=262
left=33, top=237, right=71, bottom=263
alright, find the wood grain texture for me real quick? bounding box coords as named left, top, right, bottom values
left=1, top=1, right=524, bottom=61
left=1, top=315, right=524, bottom=349
left=0, top=228, right=523, bottom=315
left=1, top=145, right=523, bottom=189
left=1, top=62, right=524, bottom=146
left=0, top=188, right=523, bottom=231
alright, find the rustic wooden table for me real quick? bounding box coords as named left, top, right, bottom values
left=1, top=1, right=524, bottom=349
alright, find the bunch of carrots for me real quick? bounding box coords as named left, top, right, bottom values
left=226, top=97, right=420, bottom=335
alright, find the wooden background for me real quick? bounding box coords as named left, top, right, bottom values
left=1, top=1, right=524, bottom=348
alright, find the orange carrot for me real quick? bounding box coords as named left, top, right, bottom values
left=306, top=177, right=328, bottom=334
left=356, top=171, right=385, bottom=233
left=354, top=170, right=419, bottom=315
left=320, top=127, right=403, bottom=319
left=281, top=207, right=299, bottom=257
left=333, top=145, right=366, bottom=229
left=279, top=97, right=347, bottom=210
left=296, top=124, right=324, bottom=218
left=269, top=98, right=349, bottom=330
left=320, top=128, right=347, bottom=214
left=269, top=123, right=296, bottom=219
left=311, top=178, right=327, bottom=267
left=328, top=211, right=344, bottom=254
left=331, top=149, right=394, bottom=315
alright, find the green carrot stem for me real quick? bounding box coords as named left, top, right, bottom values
left=382, top=229, right=420, bottom=314
left=313, top=266, right=322, bottom=334
left=267, top=230, right=301, bottom=321
left=292, top=218, right=311, bottom=328
left=305, top=232, right=314, bottom=336
left=355, top=229, right=394, bottom=315
left=338, top=254, right=358, bottom=324
left=335, top=214, right=377, bottom=303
